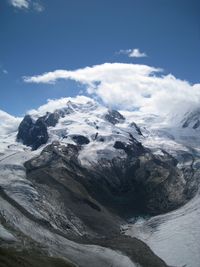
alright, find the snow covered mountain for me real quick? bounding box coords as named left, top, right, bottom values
left=182, top=108, right=200, bottom=129
left=0, top=96, right=200, bottom=267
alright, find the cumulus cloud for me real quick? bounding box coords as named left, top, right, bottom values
left=24, top=62, right=200, bottom=118
left=118, top=48, right=147, bottom=58
left=9, top=0, right=44, bottom=12
left=9, top=0, right=30, bottom=9
left=0, top=110, right=21, bottom=135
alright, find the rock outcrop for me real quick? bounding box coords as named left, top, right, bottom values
left=40, top=111, right=60, bottom=127
left=71, top=135, right=90, bottom=145
left=17, top=115, right=49, bottom=150
left=104, top=109, right=125, bottom=124
left=25, top=139, right=194, bottom=222
left=129, top=121, right=143, bottom=135
left=182, top=108, right=200, bottom=129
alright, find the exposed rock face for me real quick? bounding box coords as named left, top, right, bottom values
left=92, top=150, right=193, bottom=216
left=40, top=112, right=60, bottom=127
left=129, top=121, right=143, bottom=135
left=16, top=109, right=66, bottom=150
left=17, top=115, right=49, bottom=150
left=72, top=135, right=90, bottom=145
left=113, top=139, right=144, bottom=157
left=25, top=140, right=195, bottom=221
left=182, top=108, right=200, bottom=129
left=16, top=115, right=33, bottom=141
left=24, top=142, right=122, bottom=237
left=105, top=109, right=125, bottom=124
left=16, top=106, right=77, bottom=150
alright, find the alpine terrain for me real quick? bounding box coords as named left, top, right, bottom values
left=0, top=96, right=199, bottom=267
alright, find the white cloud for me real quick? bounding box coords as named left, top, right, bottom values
left=118, top=48, right=147, bottom=58
left=129, top=48, right=147, bottom=58
left=32, top=2, right=44, bottom=12
left=24, top=62, right=200, bottom=118
left=0, top=110, right=21, bottom=135
left=9, top=0, right=30, bottom=9
left=9, top=0, right=44, bottom=12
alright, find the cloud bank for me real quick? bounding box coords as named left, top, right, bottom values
left=0, top=110, right=21, bottom=135
left=24, top=62, right=200, bottom=117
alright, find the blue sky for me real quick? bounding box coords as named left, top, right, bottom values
left=0, top=0, right=200, bottom=116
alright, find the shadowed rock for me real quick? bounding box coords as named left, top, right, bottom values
left=129, top=121, right=143, bottom=135
left=114, top=139, right=145, bottom=156
left=41, top=112, right=60, bottom=127
left=17, top=115, right=49, bottom=150
left=72, top=135, right=90, bottom=145
left=105, top=110, right=125, bottom=124
left=182, top=108, right=200, bottom=129
left=25, top=140, right=195, bottom=219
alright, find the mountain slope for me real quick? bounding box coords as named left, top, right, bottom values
left=0, top=96, right=199, bottom=267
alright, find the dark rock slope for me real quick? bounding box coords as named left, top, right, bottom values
left=104, top=109, right=125, bottom=124
left=16, top=110, right=65, bottom=150
left=0, top=247, right=75, bottom=267
left=20, top=141, right=173, bottom=266
left=182, top=108, right=200, bottom=129
left=25, top=140, right=194, bottom=222
left=19, top=137, right=196, bottom=266
left=17, top=115, right=49, bottom=150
